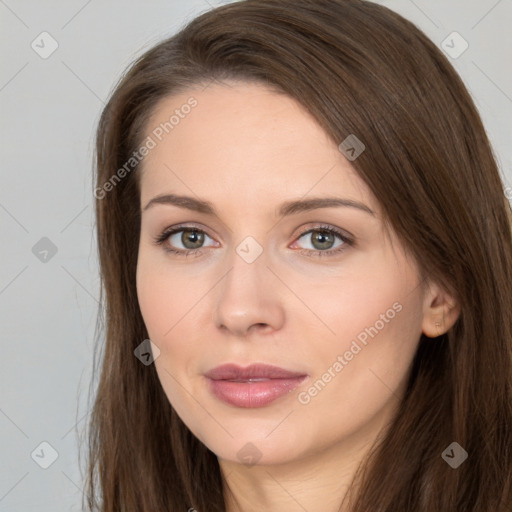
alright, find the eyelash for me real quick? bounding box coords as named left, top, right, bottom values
left=152, top=223, right=354, bottom=259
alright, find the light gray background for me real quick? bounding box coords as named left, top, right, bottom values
left=1, top=0, right=511, bottom=510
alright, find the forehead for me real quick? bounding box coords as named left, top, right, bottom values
left=138, top=80, right=377, bottom=214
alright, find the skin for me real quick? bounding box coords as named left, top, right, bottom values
left=136, top=80, right=460, bottom=512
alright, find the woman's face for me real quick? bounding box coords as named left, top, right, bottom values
left=136, top=80, right=431, bottom=466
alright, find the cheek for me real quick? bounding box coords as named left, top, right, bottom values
left=136, top=259, right=197, bottom=409
left=136, top=256, right=205, bottom=386
left=289, top=268, right=406, bottom=350
left=300, top=280, right=423, bottom=419
left=326, top=252, right=423, bottom=352
left=300, top=258, right=423, bottom=390
left=136, top=266, right=170, bottom=340
left=136, top=253, right=196, bottom=340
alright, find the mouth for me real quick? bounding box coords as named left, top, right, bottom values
left=204, top=363, right=309, bottom=408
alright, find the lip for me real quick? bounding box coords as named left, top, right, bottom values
left=205, top=363, right=307, bottom=381
left=204, top=363, right=308, bottom=408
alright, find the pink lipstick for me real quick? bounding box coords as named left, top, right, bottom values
left=204, top=363, right=308, bottom=408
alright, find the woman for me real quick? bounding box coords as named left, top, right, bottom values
left=85, top=0, right=512, bottom=510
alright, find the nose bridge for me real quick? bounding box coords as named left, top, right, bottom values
left=212, top=235, right=285, bottom=336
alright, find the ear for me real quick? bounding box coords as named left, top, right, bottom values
left=421, top=280, right=461, bottom=338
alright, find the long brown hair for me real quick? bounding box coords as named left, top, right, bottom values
left=84, top=0, right=512, bottom=510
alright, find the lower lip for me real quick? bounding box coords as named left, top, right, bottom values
left=207, top=376, right=307, bottom=408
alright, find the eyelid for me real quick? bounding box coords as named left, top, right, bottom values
left=292, top=223, right=354, bottom=243
left=153, top=223, right=217, bottom=247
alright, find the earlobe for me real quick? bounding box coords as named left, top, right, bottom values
left=421, top=282, right=461, bottom=338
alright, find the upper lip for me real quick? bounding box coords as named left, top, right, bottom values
left=205, top=363, right=307, bottom=380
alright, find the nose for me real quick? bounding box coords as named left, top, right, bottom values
left=212, top=246, right=286, bottom=338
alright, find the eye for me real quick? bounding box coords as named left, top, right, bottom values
left=153, top=225, right=217, bottom=256
left=291, top=225, right=354, bottom=258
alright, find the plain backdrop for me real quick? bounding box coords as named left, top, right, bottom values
left=0, top=0, right=511, bottom=510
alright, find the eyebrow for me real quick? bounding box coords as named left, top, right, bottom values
left=142, top=193, right=375, bottom=217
